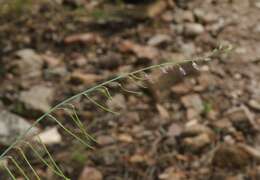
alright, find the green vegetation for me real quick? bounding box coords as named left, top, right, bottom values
left=0, top=0, right=32, bottom=16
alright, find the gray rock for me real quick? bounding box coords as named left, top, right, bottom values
left=0, top=110, right=39, bottom=145
left=184, top=23, right=205, bottom=36
left=18, top=85, right=55, bottom=116
left=14, top=49, right=43, bottom=79
left=181, top=94, right=204, bottom=114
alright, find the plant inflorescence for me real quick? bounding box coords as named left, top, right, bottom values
left=0, top=45, right=232, bottom=179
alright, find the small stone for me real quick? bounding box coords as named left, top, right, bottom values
left=79, top=166, right=103, bottom=180
left=197, top=73, right=217, bottom=91
left=184, top=124, right=214, bottom=136
left=18, top=85, right=55, bottom=116
left=42, top=54, right=61, bottom=68
left=156, top=104, right=170, bottom=119
left=181, top=94, right=204, bottom=114
left=167, top=123, right=183, bottom=137
left=64, top=33, right=101, bottom=44
left=161, top=11, right=174, bottom=22
left=34, top=127, right=62, bottom=145
left=174, top=9, right=194, bottom=23
left=98, top=52, right=122, bottom=70
left=249, top=99, right=260, bottom=111
left=171, top=82, right=192, bottom=95
left=186, top=108, right=199, bottom=120
left=255, top=2, right=260, bottom=8
left=194, top=9, right=218, bottom=24
left=147, top=34, right=171, bottom=46
left=70, top=72, right=103, bottom=85
left=96, top=135, right=116, bottom=146
left=107, top=94, right=126, bottom=110
left=182, top=133, right=211, bottom=152
left=0, top=110, right=39, bottom=145
left=117, top=134, right=134, bottom=143
left=119, top=40, right=159, bottom=60
left=223, top=135, right=235, bottom=144
left=212, top=143, right=252, bottom=169
left=159, top=167, right=186, bottom=180
left=212, top=118, right=233, bottom=131
left=181, top=42, right=196, bottom=56
left=129, top=154, right=148, bottom=164
left=184, top=23, right=205, bottom=36
left=225, top=106, right=258, bottom=133
left=13, top=49, right=43, bottom=79
left=147, top=0, right=168, bottom=18
left=181, top=124, right=215, bottom=152
left=182, top=10, right=194, bottom=22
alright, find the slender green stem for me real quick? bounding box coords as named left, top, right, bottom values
left=70, top=108, right=97, bottom=143
left=17, top=148, right=41, bottom=180
left=84, top=94, right=119, bottom=115
left=128, top=76, right=148, bottom=88
left=130, top=74, right=146, bottom=81
left=8, top=156, right=30, bottom=180
left=24, top=141, right=69, bottom=179
left=4, top=165, right=16, bottom=180
left=0, top=58, right=208, bottom=159
left=116, top=82, right=142, bottom=95
left=57, top=106, right=97, bottom=143
left=48, top=114, right=94, bottom=149
left=98, top=86, right=113, bottom=100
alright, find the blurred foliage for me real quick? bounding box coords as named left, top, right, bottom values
left=0, top=0, right=33, bottom=16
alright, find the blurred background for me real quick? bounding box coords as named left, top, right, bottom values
left=0, top=0, right=260, bottom=179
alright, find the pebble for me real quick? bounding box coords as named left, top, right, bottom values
left=79, top=166, right=103, bottom=180
left=184, top=23, right=205, bottom=36
left=225, top=106, right=258, bottom=133
left=70, top=72, right=103, bottom=85
left=0, top=110, right=39, bottom=145
left=181, top=94, right=204, bottom=111
left=249, top=99, right=260, bottom=111
left=147, top=34, right=171, bottom=46
left=167, top=123, right=183, bottom=137
left=212, top=143, right=251, bottom=169
left=182, top=133, right=211, bottom=152
left=194, top=9, right=218, bottom=24
left=18, top=85, right=55, bottom=116
left=181, top=124, right=215, bottom=152
left=13, top=49, right=43, bottom=79
left=34, top=127, right=62, bottom=145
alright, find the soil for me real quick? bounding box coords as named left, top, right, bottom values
left=0, top=0, right=260, bottom=180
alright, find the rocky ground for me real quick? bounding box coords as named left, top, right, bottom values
left=0, top=0, right=260, bottom=180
